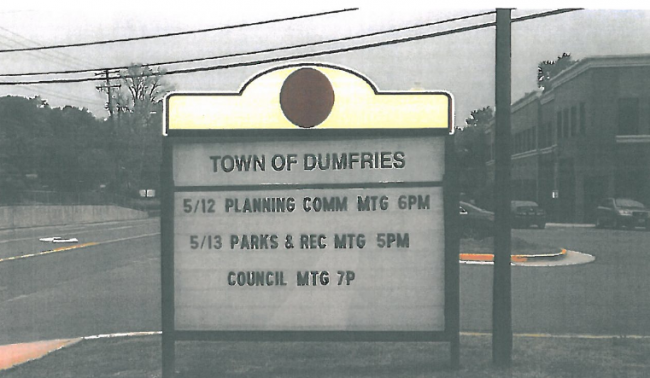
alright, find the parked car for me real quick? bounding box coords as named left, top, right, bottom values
left=510, top=200, right=546, bottom=229
left=459, top=201, right=494, bottom=239
left=595, top=198, right=650, bottom=230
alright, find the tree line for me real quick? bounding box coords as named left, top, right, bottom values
left=0, top=64, right=170, bottom=204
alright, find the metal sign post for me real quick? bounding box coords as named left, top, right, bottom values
left=493, top=8, right=513, bottom=366
left=161, top=64, right=458, bottom=376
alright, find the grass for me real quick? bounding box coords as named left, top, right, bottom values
left=2, top=334, right=649, bottom=378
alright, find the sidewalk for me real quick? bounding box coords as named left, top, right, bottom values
left=0, top=339, right=80, bottom=371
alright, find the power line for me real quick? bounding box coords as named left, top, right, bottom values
left=512, top=8, right=582, bottom=23
left=0, top=35, right=84, bottom=70
left=0, top=10, right=496, bottom=77
left=0, top=21, right=497, bottom=85
left=0, top=8, right=582, bottom=86
left=0, top=25, right=102, bottom=68
left=0, top=8, right=358, bottom=54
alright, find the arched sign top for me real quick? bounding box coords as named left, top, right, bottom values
left=164, top=63, right=452, bottom=133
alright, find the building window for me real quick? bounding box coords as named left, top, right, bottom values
left=557, top=112, right=562, bottom=141
left=517, top=133, right=521, bottom=153
left=524, top=129, right=530, bottom=151
left=617, top=98, right=639, bottom=135
left=563, top=109, right=570, bottom=138
left=571, top=106, right=577, bottom=136
left=579, top=102, right=586, bottom=135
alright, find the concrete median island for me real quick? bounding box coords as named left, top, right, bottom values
left=459, top=236, right=589, bottom=265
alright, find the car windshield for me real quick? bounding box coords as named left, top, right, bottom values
left=615, top=199, right=645, bottom=208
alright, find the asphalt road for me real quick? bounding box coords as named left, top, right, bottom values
left=461, top=226, right=650, bottom=336
left=0, top=219, right=160, bottom=345
left=1, top=220, right=649, bottom=345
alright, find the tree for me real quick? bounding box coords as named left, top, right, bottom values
left=111, top=64, right=168, bottom=116
left=464, top=106, right=494, bottom=128
left=0, top=96, right=111, bottom=200
left=99, top=64, right=172, bottom=195
left=537, top=53, right=576, bottom=91
left=46, top=105, right=109, bottom=191
left=456, top=106, right=494, bottom=202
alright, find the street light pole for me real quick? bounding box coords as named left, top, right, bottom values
left=493, top=7, right=513, bottom=366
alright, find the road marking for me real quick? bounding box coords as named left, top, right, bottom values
left=0, top=243, right=98, bottom=263
left=461, top=331, right=650, bottom=340
left=0, top=233, right=159, bottom=263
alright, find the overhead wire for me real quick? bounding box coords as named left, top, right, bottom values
left=0, top=8, right=582, bottom=86
left=512, top=8, right=582, bottom=23
left=0, top=25, right=102, bottom=68
left=0, top=10, right=496, bottom=77
left=0, top=8, right=358, bottom=54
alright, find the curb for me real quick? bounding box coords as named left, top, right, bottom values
left=460, top=248, right=567, bottom=263
left=546, top=223, right=594, bottom=228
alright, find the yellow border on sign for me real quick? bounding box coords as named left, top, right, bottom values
left=165, top=64, right=452, bottom=131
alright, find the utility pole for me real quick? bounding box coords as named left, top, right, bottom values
left=493, top=8, right=513, bottom=366
left=96, top=69, right=122, bottom=192
left=95, top=69, right=120, bottom=121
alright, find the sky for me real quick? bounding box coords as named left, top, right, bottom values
left=0, top=1, right=649, bottom=126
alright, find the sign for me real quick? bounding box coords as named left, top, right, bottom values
left=161, top=64, right=458, bottom=375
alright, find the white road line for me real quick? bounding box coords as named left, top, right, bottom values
left=462, top=331, right=650, bottom=340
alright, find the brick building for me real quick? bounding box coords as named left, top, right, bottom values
left=486, top=54, right=650, bottom=222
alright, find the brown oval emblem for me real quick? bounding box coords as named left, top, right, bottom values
left=280, top=67, right=335, bottom=128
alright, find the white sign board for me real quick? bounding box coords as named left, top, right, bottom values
left=172, top=142, right=445, bottom=331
